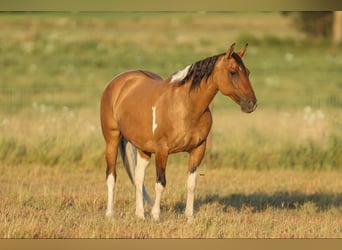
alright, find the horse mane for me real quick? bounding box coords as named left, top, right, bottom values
left=170, top=51, right=247, bottom=90
left=175, top=53, right=224, bottom=89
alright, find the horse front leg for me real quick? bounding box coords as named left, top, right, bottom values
left=185, top=141, right=206, bottom=223
left=134, top=150, right=151, bottom=219
left=151, top=149, right=168, bottom=222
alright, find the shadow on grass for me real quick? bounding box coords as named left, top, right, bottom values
left=174, top=192, right=342, bottom=213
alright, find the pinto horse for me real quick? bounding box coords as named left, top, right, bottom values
left=100, top=43, right=257, bottom=222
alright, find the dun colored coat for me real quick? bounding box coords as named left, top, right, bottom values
left=100, top=43, right=257, bottom=222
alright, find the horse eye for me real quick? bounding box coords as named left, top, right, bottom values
left=230, top=71, right=237, bottom=77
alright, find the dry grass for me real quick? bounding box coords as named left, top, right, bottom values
left=0, top=163, right=341, bottom=238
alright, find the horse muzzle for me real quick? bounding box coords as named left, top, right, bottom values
left=241, top=98, right=257, bottom=113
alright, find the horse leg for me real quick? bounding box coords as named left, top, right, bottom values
left=185, top=141, right=206, bottom=223
left=151, top=149, right=168, bottom=221
left=104, top=131, right=121, bottom=218
left=134, top=150, right=151, bottom=219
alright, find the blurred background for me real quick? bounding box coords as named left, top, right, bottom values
left=0, top=12, right=341, bottom=170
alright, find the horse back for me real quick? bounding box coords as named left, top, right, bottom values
left=138, top=70, right=163, bottom=81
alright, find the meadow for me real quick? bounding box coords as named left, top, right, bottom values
left=0, top=12, right=341, bottom=238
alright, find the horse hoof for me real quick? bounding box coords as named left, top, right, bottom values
left=135, top=212, right=145, bottom=220
left=151, top=212, right=160, bottom=222
left=187, top=216, right=194, bottom=224
left=152, top=216, right=160, bottom=222
left=105, top=210, right=114, bottom=218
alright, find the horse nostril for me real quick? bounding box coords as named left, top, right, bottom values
left=252, top=100, right=258, bottom=111
left=241, top=99, right=257, bottom=113
left=248, top=100, right=254, bottom=109
left=248, top=99, right=257, bottom=112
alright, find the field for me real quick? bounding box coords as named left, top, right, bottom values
left=0, top=12, right=341, bottom=238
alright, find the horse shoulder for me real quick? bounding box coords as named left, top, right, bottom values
left=187, top=108, right=212, bottom=145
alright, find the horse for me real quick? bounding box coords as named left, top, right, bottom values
left=100, top=43, right=257, bottom=223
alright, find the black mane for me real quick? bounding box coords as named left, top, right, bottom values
left=178, top=53, right=225, bottom=89
left=175, top=51, right=247, bottom=90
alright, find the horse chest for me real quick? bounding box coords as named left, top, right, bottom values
left=163, top=112, right=212, bottom=153
left=173, top=132, right=204, bottom=152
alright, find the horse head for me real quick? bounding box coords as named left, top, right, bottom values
left=214, top=43, right=257, bottom=113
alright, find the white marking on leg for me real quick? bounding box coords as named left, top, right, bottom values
left=106, top=174, right=115, bottom=217
left=185, top=169, right=198, bottom=223
left=151, top=182, right=164, bottom=221
left=170, top=64, right=192, bottom=83
left=134, top=153, right=150, bottom=219
left=152, top=106, right=158, bottom=135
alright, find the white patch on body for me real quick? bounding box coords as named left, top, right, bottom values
left=151, top=182, right=164, bottom=221
left=134, top=153, right=150, bottom=219
left=106, top=174, right=115, bottom=217
left=185, top=169, right=198, bottom=223
left=152, top=106, right=158, bottom=135
left=170, top=64, right=191, bottom=83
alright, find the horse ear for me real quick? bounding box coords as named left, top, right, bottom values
left=238, top=43, right=248, bottom=58
left=225, top=42, right=236, bottom=59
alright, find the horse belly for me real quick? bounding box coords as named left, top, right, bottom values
left=117, top=112, right=156, bottom=151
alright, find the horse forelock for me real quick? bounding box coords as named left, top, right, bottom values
left=231, top=52, right=247, bottom=74
left=171, top=53, right=225, bottom=89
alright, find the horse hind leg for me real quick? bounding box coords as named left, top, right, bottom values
left=104, top=131, right=121, bottom=218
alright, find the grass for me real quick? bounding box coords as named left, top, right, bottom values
left=0, top=12, right=341, bottom=238
left=1, top=163, right=341, bottom=238
left=0, top=107, right=341, bottom=170
left=210, top=108, right=342, bottom=170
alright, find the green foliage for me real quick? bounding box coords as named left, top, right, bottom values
left=210, top=137, right=342, bottom=171
left=288, top=11, right=334, bottom=39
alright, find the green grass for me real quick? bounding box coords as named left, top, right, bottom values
left=210, top=108, right=342, bottom=170
left=0, top=12, right=341, bottom=238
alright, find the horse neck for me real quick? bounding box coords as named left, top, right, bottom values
left=184, top=78, right=218, bottom=115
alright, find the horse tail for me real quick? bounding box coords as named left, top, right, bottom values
left=119, top=137, right=153, bottom=205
